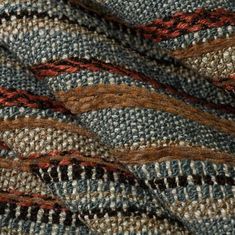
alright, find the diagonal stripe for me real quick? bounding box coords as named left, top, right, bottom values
left=136, top=8, right=235, bottom=42
left=32, top=58, right=235, bottom=114
left=0, top=118, right=95, bottom=138
left=56, top=84, right=235, bottom=135
left=0, top=86, right=69, bottom=114
left=112, top=146, right=235, bottom=165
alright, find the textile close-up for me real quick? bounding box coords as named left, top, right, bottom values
left=0, top=0, right=234, bottom=234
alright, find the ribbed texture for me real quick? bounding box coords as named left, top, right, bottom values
left=0, top=0, right=234, bottom=234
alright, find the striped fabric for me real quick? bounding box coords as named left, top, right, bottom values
left=0, top=0, right=234, bottom=234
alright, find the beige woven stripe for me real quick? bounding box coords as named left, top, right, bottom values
left=0, top=224, right=84, bottom=235
left=0, top=127, right=106, bottom=157
left=60, top=189, right=162, bottom=215
left=0, top=0, right=37, bottom=4
left=62, top=190, right=157, bottom=203
left=170, top=197, right=235, bottom=221
left=88, top=216, right=189, bottom=234
left=0, top=223, right=84, bottom=235
left=182, top=46, right=235, bottom=79
left=0, top=227, right=29, bottom=235
left=0, top=17, right=87, bottom=35
left=0, top=118, right=95, bottom=138
left=0, top=168, right=51, bottom=196
left=0, top=18, right=118, bottom=52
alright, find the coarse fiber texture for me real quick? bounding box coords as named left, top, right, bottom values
left=0, top=0, right=234, bottom=234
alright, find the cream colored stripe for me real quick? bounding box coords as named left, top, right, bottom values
left=88, top=216, right=189, bottom=234
left=0, top=17, right=117, bottom=49
left=182, top=46, right=235, bottom=79
left=0, top=118, right=95, bottom=138
left=0, top=0, right=37, bottom=4
left=0, top=126, right=100, bottom=157
left=0, top=168, right=51, bottom=196
left=170, top=197, right=235, bottom=220
left=0, top=227, right=29, bottom=235
left=63, top=190, right=152, bottom=203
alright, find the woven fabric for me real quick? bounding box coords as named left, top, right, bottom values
left=78, top=0, right=235, bottom=90
left=0, top=0, right=234, bottom=234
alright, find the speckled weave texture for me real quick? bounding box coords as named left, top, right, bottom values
left=0, top=0, right=234, bottom=235
left=78, top=0, right=235, bottom=91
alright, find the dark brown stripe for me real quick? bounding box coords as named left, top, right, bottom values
left=0, top=193, right=178, bottom=226
left=0, top=195, right=84, bottom=227
left=30, top=157, right=137, bottom=186
left=0, top=140, right=10, bottom=150
left=148, top=174, right=235, bottom=191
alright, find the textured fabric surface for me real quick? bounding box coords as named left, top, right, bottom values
left=0, top=0, right=234, bottom=234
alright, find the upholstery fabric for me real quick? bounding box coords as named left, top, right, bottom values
left=0, top=0, right=234, bottom=234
